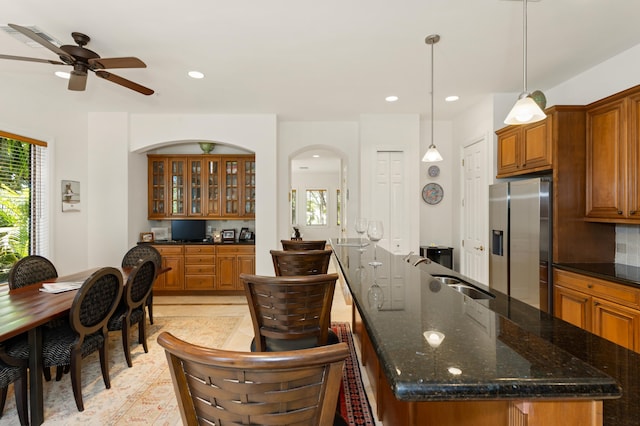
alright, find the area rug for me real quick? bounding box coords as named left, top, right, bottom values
left=333, top=321, right=376, bottom=426
left=0, top=316, right=242, bottom=425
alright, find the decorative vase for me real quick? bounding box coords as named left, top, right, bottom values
left=199, top=142, right=215, bottom=154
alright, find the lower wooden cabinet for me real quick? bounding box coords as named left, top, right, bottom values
left=217, top=245, right=255, bottom=290
left=153, top=244, right=254, bottom=293
left=554, top=268, right=640, bottom=352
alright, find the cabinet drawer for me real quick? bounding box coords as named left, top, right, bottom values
left=185, top=255, right=215, bottom=265
left=153, top=245, right=183, bottom=255
left=185, top=264, right=215, bottom=275
left=217, top=245, right=255, bottom=255
left=185, top=275, right=215, bottom=289
left=555, top=269, right=640, bottom=309
left=185, top=245, right=216, bottom=255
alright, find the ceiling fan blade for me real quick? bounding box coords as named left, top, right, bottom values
left=95, top=70, right=154, bottom=95
left=68, top=70, right=87, bottom=91
left=0, top=54, right=65, bottom=65
left=8, top=24, right=74, bottom=63
left=88, top=57, right=146, bottom=70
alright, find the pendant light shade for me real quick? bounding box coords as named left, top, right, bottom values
left=422, top=34, right=443, bottom=163
left=504, top=0, right=546, bottom=125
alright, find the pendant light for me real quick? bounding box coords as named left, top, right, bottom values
left=504, top=0, right=546, bottom=125
left=422, top=34, right=443, bottom=163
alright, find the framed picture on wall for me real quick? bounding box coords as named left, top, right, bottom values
left=61, top=180, right=81, bottom=212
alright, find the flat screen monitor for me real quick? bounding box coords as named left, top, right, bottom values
left=171, top=220, right=206, bottom=242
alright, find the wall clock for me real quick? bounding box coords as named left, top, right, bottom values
left=422, top=183, right=444, bottom=205
left=428, top=165, right=440, bottom=177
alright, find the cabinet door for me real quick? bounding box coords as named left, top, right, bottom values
left=521, top=119, right=552, bottom=170
left=496, top=127, right=520, bottom=176
left=554, top=285, right=592, bottom=331
left=593, top=297, right=640, bottom=352
left=628, top=93, right=640, bottom=218
left=204, top=156, right=221, bottom=217
left=160, top=256, right=185, bottom=290
left=148, top=157, right=168, bottom=218
left=222, top=158, right=240, bottom=216
left=187, top=158, right=203, bottom=216
left=169, top=157, right=187, bottom=216
left=238, top=255, right=255, bottom=289
left=586, top=98, right=626, bottom=219
left=241, top=158, right=256, bottom=217
left=216, top=255, right=237, bottom=290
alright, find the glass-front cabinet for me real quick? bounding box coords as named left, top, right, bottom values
left=148, top=154, right=254, bottom=219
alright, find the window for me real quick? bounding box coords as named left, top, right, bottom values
left=0, top=131, right=48, bottom=283
left=336, top=189, right=341, bottom=226
left=306, top=189, right=327, bottom=226
left=290, top=189, right=297, bottom=225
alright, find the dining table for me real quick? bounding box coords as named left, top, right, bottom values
left=0, top=265, right=169, bottom=425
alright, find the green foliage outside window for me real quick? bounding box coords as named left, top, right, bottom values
left=306, top=189, right=327, bottom=226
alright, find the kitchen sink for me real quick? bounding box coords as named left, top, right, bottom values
left=431, top=275, right=495, bottom=300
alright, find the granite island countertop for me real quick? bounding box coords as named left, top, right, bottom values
left=331, top=239, right=633, bottom=425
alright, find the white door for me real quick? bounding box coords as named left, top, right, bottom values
left=373, top=151, right=405, bottom=254
left=462, top=139, right=489, bottom=284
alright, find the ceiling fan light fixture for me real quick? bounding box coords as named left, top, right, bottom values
left=188, top=71, right=205, bottom=79
left=422, top=34, right=443, bottom=163
left=54, top=70, right=70, bottom=79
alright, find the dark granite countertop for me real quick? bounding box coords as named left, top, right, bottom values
left=331, top=239, right=633, bottom=425
left=554, top=262, right=640, bottom=289
left=140, top=240, right=255, bottom=246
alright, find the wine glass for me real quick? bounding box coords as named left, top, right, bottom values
left=368, top=281, right=384, bottom=310
left=355, top=218, right=368, bottom=251
left=367, top=220, right=383, bottom=266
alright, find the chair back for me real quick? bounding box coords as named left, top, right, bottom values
left=270, top=249, right=332, bottom=276
left=8, top=255, right=58, bottom=289
left=281, top=239, right=326, bottom=251
left=70, top=267, right=123, bottom=337
left=241, top=273, right=338, bottom=352
left=158, top=331, right=349, bottom=426
left=124, top=257, right=157, bottom=311
left=122, top=245, right=162, bottom=269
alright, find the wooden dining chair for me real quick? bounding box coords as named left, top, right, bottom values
left=42, top=267, right=123, bottom=411
left=108, top=257, right=156, bottom=367
left=122, top=244, right=161, bottom=324
left=281, top=239, right=327, bottom=251
left=158, top=331, right=349, bottom=426
left=0, top=355, right=28, bottom=426
left=7, top=254, right=65, bottom=381
left=270, top=249, right=332, bottom=276
left=241, top=273, right=339, bottom=352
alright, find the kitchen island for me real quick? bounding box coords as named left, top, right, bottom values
left=332, top=239, right=626, bottom=426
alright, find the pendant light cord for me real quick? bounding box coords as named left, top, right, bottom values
left=522, top=0, right=528, bottom=94
left=430, top=37, right=435, bottom=148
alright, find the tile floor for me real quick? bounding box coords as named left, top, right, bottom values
left=152, top=269, right=382, bottom=425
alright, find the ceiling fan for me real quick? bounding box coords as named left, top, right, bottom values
left=0, top=23, right=154, bottom=95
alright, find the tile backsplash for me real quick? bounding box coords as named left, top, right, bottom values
left=616, top=225, right=640, bottom=266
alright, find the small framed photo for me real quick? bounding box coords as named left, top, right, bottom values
left=222, top=229, right=236, bottom=243
left=140, top=232, right=154, bottom=243
left=239, top=227, right=253, bottom=241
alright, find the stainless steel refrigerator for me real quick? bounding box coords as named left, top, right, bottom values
left=489, top=177, right=553, bottom=313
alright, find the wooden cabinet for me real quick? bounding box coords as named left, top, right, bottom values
left=153, top=245, right=184, bottom=290
left=147, top=154, right=254, bottom=219
left=154, top=244, right=254, bottom=293
left=553, top=268, right=640, bottom=352
left=184, top=245, right=216, bottom=289
left=216, top=245, right=255, bottom=290
left=496, top=117, right=552, bottom=178
left=586, top=88, right=640, bottom=223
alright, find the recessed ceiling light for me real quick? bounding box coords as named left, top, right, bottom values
left=385, top=95, right=399, bottom=102
left=312, top=154, right=320, bottom=158
left=55, top=71, right=70, bottom=79
left=188, top=71, right=205, bottom=79
left=445, top=95, right=459, bottom=102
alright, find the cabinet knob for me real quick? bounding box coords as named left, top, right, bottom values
left=618, top=210, right=623, bottom=215
left=587, top=284, right=593, bottom=289
left=631, top=211, right=637, bottom=215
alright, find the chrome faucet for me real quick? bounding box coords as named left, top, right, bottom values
left=413, top=257, right=432, bottom=266
left=402, top=251, right=414, bottom=262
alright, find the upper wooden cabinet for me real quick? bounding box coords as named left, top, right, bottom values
left=148, top=154, right=255, bottom=219
left=585, top=88, right=640, bottom=223
left=496, top=117, right=552, bottom=178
